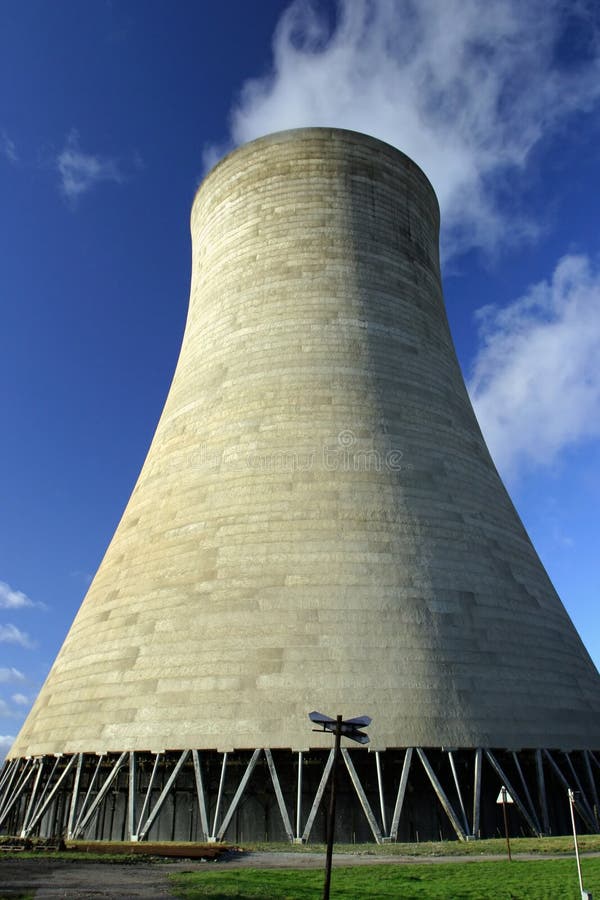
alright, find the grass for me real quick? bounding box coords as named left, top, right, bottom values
left=0, top=894, right=35, bottom=900
left=1, top=834, right=599, bottom=862
left=170, top=857, right=600, bottom=899
left=0, top=894, right=34, bottom=900
left=243, top=834, right=600, bottom=856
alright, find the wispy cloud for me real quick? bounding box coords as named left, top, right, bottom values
left=0, top=694, right=29, bottom=720
left=57, top=129, right=126, bottom=201
left=0, top=735, right=16, bottom=758
left=0, top=667, right=25, bottom=684
left=0, top=624, right=35, bottom=649
left=1, top=130, right=18, bottom=164
left=11, top=693, right=28, bottom=706
left=469, top=254, right=600, bottom=478
left=0, top=580, right=42, bottom=610
left=206, top=0, right=600, bottom=259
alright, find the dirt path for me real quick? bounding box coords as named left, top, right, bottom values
left=202, top=849, right=600, bottom=869
left=0, top=858, right=173, bottom=899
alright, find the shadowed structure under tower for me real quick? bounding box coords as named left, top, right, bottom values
left=2, top=128, right=599, bottom=844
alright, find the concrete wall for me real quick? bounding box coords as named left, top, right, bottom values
left=10, top=128, right=600, bottom=758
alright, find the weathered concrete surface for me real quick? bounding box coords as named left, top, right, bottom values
left=9, top=128, right=600, bottom=758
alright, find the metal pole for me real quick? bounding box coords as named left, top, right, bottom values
left=501, top=787, right=512, bottom=862
left=210, top=752, right=228, bottom=841
left=323, top=715, right=342, bottom=900
left=375, top=751, right=387, bottom=836
left=568, top=788, right=584, bottom=896
left=128, top=751, right=136, bottom=840
left=296, top=751, right=303, bottom=841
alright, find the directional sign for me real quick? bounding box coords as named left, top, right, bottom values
left=343, top=716, right=372, bottom=728
left=308, top=711, right=372, bottom=900
left=496, top=787, right=514, bottom=804
left=308, top=711, right=371, bottom=744
left=309, top=711, right=336, bottom=726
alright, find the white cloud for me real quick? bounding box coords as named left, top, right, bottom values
left=57, top=129, right=126, bottom=201
left=1, top=130, right=18, bottom=164
left=0, top=735, right=15, bottom=759
left=11, top=694, right=28, bottom=706
left=468, top=254, right=600, bottom=477
left=0, top=624, right=35, bottom=649
left=0, top=667, right=25, bottom=684
left=0, top=581, right=39, bottom=610
left=206, top=0, right=600, bottom=258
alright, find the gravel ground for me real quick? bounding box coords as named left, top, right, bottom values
left=0, top=858, right=173, bottom=899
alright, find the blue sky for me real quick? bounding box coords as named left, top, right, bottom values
left=1, top=0, right=599, bottom=758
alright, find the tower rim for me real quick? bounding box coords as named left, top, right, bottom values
left=192, top=126, right=440, bottom=222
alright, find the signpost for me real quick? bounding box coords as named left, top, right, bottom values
left=569, top=788, right=594, bottom=900
left=309, top=711, right=371, bottom=900
left=496, top=786, right=513, bottom=861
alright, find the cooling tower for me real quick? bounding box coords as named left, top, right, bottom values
left=2, top=128, right=599, bottom=844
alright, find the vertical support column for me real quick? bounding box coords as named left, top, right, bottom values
left=191, top=750, right=209, bottom=841
left=472, top=748, right=482, bottom=839
left=128, top=752, right=136, bottom=840
left=543, top=750, right=595, bottom=831
left=583, top=750, right=600, bottom=831
left=390, top=748, right=412, bottom=841
left=67, top=754, right=83, bottom=839
left=265, top=749, right=294, bottom=841
left=72, top=754, right=104, bottom=839
left=216, top=749, right=261, bottom=841
left=535, top=749, right=550, bottom=835
left=564, top=753, right=595, bottom=826
left=302, top=750, right=334, bottom=843
left=210, top=752, right=228, bottom=841
left=341, top=749, right=383, bottom=844
left=375, top=752, right=388, bottom=837
left=416, top=748, right=467, bottom=841
left=25, top=755, right=78, bottom=838
left=20, top=759, right=44, bottom=837
left=0, top=758, right=19, bottom=796
left=512, top=751, right=541, bottom=835
left=448, top=751, right=470, bottom=838
left=28, top=757, right=60, bottom=826
left=137, top=750, right=189, bottom=841
left=295, top=751, right=303, bottom=841
left=484, top=750, right=540, bottom=837
left=136, top=752, right=160, bottom=841
left=0, top=761, right=35, bottom=830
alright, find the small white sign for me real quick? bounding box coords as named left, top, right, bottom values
left=496, top=787, right=514, bottom=804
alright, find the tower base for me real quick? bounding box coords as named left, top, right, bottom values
left=1, top=746, right=598, bottom=843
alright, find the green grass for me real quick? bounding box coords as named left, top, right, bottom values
left=0, top=894, right=35, bottom=900
left=243, top=834, right=600, bottom=856
left=2, top=835, right=599, bottom=863
left=170, top=857, right=600, bottom=899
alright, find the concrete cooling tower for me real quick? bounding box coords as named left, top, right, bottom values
left=2, top=128, right=599, bottom=844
